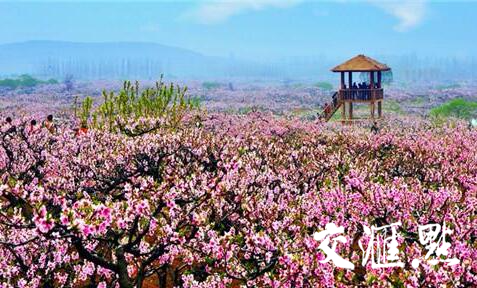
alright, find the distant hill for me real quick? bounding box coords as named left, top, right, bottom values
left=0, top=40, right=265, bottom=80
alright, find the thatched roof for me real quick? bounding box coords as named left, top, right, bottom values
left=331, top=55, right=391, bottom=72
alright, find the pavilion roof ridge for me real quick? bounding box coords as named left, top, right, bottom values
left=331, top=54, right=391, bottom=72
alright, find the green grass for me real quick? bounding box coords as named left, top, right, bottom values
left=430, top=98, right=477, bottom=119
left=409, top=95, right=427, bottom=105
left=326, top=100, right=402, bottom=122
left=382, top=99, right=403, bottom=114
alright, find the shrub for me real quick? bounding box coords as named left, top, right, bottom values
left=77, top=78, right=200, bottom=134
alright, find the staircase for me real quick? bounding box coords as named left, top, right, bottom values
left=321, top=92, right=342, bottom=121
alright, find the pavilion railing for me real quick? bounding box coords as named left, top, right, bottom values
left=338, top=88, right=383, bottom=101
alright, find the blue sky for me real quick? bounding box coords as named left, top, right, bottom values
left=0, top=1, right=475, bottom=60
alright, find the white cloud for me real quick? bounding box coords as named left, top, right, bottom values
left=185, top=0, right=303, bottom=24
left=368, top=0, right=427, bottom=32
left=185, top=0, right=427, bottom=31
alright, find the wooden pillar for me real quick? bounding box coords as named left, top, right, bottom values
left=349, top=102, right=353, bottom=121
left=341, top=101, right=346, bottom=123
left=348, top=71, right=352, bottom=90
left=370, top=71, right=375, bottom=101
left=377, top=71, right=382, bottom=88
left=378, top=101, right=382, bottom=118
left=370, top=102, right=375, bottom=119
left=340, top=72, right=345, bottom=89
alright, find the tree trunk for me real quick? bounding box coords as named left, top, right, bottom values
left=158, top=265, right=168, bottom=288
left=116, top=248, right=134, bottom=288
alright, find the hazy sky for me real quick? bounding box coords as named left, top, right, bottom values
left=0, top=1, right=475, bottom=60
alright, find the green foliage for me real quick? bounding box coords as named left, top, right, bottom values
left=46, top=78, right=59, bottom=84
left=202, top=81, right=221, bottom=90
left=314, top=81, right=333, bottom=91
left=0, top=74, right=58, bottom=89
left=409, top=95, right=426, bottom=105
left=80, top=96, right=93, bottom=127
left=81, top=77, right=199, bottom=133
left=238, top=107, right=253, bottom=115
left=430, top=98, right=477, bottom=120
left=238, top=106, right=262, bottom=115
left=382, top=100, right=402, bottom=114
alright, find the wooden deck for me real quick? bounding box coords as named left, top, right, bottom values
left=339, top=88, right=383, bottom=101
left=321, top=89, right=384, bottom=122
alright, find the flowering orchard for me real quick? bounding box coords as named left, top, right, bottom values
left=0, top=113, right=476, bottom=287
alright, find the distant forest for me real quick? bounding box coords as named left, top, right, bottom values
left=37, top=56, right=476, bottom=84
left=0, top=41, right=475, bottom=82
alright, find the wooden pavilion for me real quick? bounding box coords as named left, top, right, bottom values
left=322, top=54, right=391, bottom=122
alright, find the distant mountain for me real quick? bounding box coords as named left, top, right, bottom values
left=0, top=40, right=269, bottom=80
